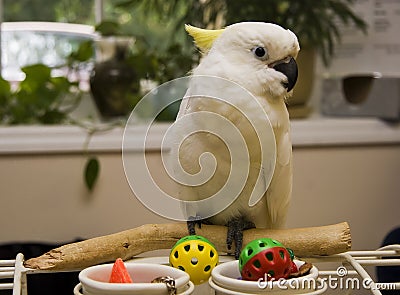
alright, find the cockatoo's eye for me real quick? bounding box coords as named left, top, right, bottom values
left=252, top=46, right=268, bottom=60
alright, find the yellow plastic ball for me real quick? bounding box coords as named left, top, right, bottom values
left=169, top=235, right=219, bottom=285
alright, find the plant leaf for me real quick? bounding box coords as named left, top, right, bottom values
left=39, top=110, right=67, bottom=124
left=0, top=76, right=11, bottom=106
left=95, top=20, right=122, bottom=36
left=85, top=157, right=100, bottom=191
left=21, top=64, right=52, bottom=86
left=69, top=40, right=94, bottom=62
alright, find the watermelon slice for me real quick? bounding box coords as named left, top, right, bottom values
left=289, top=260, right=298, bottom=274
left=109, top=258, right=133, bottom=283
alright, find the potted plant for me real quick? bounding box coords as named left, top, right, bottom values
left=118, top=0, right=367, bottom=117
left=88, top=21, right=141, bottom=119
left=88, top=20, right=196, bottom=121
left=0, top=64, right=82, bottom=125
left=0, top=42, right=114, bottom=192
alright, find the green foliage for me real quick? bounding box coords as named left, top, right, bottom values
left=117, top=0, right=367, bottom=66
left=129, top=37, right=196, bottom=84
left=0, top=64, right=81, bottom=124
left=4, top=0, right=94, bottom=24
left=127, top=38, right=196, bottom=121
left=95, top=20, right=123, bottom=36
left=85, top=156, right=100, bottom=191
left=89, top=20, right=197, bottom=121
left=116, top=0, right=223, bottom=29
left=0, top=77, right=12, bottom=105
left=68, top=40, right=95, bottom=63
left=95, top=20, right=124, bottom=36
left=223, top=0, right=367, bottom=65
left=0, top=36, right=95, bottom=125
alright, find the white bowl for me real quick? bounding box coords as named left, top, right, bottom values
left=76, top=262, right=194, bottom=295
left=210, top=260, right=322, bottom=294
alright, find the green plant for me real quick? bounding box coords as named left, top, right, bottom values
left=0, top=39, right=104, bottom=191
left=118, top=0, right=367, bottom=65
left=0, top=22, right=195, bottom=190
left=0, top=64, right=81, bottom=124
left=80, top=121, right=125, bottom=192
left=94, top=19, right=196, bottom=84
left=224, top=0, right=367, bottom=65
left=0, top=37, right=95, bottom=125
left=93, top=19, right=197, bottom=120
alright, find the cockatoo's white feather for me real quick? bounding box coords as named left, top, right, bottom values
left=173, top=22, right=299, bottom=231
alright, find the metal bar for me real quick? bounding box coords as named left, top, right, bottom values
left=21, top=271, right=27, bottom=295
left=12, top=253, right=24, bottom=295
left=318, top=270, right=358, bottom=276
left=0, top=271, right=14, bottom=278
left=0, top=267, right=15, bottom=272
left=377, top=244, right=400, bottom=251
left=343, top=253, right=382, bottom=295
left=345, top=245, right=400, bottom=257
left=0, top=283, right=14, bottom=290
left=95, top=0, right=103, bottom=24
left=1, top=247, right=400, bottom=294
left=0, top=260, right=16, bottom=266
left=347, top=250, right=400, bottom=257
left=357, top=259, right=400, bottom=266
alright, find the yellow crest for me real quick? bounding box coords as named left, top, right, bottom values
left=185, top=24, right=224, bottom=53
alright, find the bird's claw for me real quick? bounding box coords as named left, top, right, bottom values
left=226, top=217, right=255, bottom=259
left=187, top=215, right=204, bottom=235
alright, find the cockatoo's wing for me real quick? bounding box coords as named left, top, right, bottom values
left=264, top=110, right=293, bottom=229
left=171, top=75, right=278, bottom=227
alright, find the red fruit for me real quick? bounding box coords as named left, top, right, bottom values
left=109, top=258, right=133, bottom=283
left=290, top=261, right=298, bottom=274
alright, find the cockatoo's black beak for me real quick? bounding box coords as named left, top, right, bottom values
left=273, top=57, right=298, bottom=92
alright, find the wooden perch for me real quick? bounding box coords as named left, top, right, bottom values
left=24, top=222, right=351, bottom=271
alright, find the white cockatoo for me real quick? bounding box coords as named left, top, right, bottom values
left=171, top=22, right=299, bottom=258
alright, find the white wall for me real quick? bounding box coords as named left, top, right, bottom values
left=288, top=145, right=400, bottom=251
left=1, top=143, right=399, bottom=252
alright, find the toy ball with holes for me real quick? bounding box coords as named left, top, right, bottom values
left=169, top=235, right=219, bottom=285
left=239, top=238, right=294, bottom=281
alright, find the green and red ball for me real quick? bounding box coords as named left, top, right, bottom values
left=239, top=238, right=297, bottom=281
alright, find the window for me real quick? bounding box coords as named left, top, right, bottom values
left=1, top=22, right=95, bottom=82
left=0, top=0, right=193, bottom=123
left=0, top=0, right=101, bottom=80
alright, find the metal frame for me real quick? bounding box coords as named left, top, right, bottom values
left=0, top=253, right=27, bottom=295
left=1, top=245, right=399, bottom=294
left=308, top=245, right=400, bottom=294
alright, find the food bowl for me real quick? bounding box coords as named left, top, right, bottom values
left=74, top=262, right=194, bottom=295
left=209, top=260, right=326, bottom=294
left=129, top=255, right=236, bottom=295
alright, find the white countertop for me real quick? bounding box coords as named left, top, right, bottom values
left=0, top=117, right=399, bottom=154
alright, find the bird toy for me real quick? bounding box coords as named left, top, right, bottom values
left=239, top=238, right=296, bottom=281
left=169, top=235, right=219, bottom=285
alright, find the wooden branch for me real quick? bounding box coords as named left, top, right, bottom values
left=24, top=222, right=351, bottom=271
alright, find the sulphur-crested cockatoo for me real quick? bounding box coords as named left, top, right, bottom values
left=171, top=22, right=299, bottom=258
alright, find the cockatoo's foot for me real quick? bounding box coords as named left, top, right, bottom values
left=226, top=217, right=255, bottom=259
left=187, top=215, right=206, bottom=235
